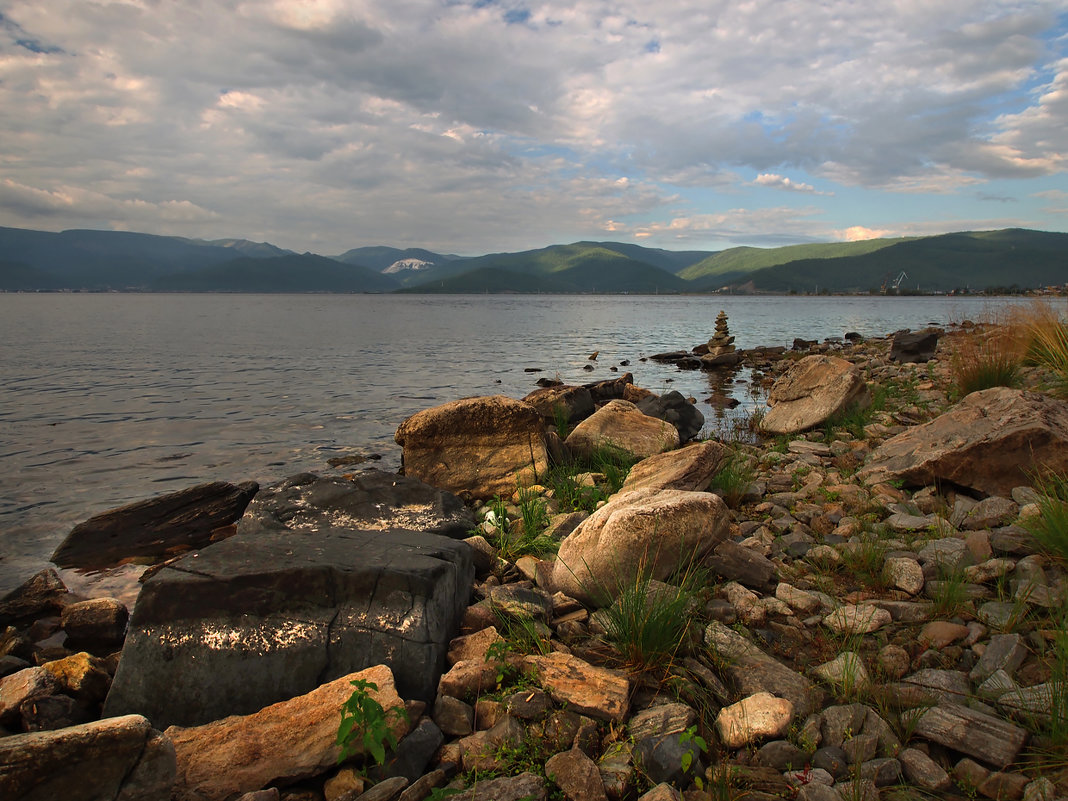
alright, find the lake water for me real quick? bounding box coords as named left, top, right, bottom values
left=0, top=293, right=1024, bottom=596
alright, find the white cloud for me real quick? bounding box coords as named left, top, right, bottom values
left=753, top=173, right=831, bottom=195
left=0, top=1, right=1064, bottom=252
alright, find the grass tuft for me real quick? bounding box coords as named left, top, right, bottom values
left=1024, top=471, right=1068, bottom=565
left=709, top=449, right=756, bottom=509
left=948, top=324, right=1024, bottom=397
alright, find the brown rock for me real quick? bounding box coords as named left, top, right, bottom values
left=0, top=713, right=175, bottom=801
left=60, top=598, right=129, bottom=649
left=912, top=703, right=1028, bottom=769
left=551, top=488, right=730, bottom=606
left=545, top=748, right=608, bottom=801
left=395, top=395, right=549, bottom=501
left=524, top=653, right=630, bottom=722
left=0, top=667, right=58, bottom=726
left=167, top=665, right=406, bottom=801
left=620, top=441, right=731, bottom=494
left=858, top=388, right=1068, bottom=496
left=564, top=400, right=679, bottom=461
left=760, top=355, right=870, bottom=435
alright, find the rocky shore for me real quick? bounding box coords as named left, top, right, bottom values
left=2, top=321, right=1067, bottom=801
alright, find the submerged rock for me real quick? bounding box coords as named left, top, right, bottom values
left=51, top=481, right=259, bottom=571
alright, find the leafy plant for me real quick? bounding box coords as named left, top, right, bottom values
left=679, top=724, right=709, bottom=783
left=336, top=679, right=409, bottom=765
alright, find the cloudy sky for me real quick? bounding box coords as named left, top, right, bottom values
left=1, top=1, right=1067, bottom=255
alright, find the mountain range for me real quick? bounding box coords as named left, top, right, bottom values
left=1, top=225, right=1064, bottom=294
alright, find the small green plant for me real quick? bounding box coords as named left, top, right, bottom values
left=928, top=562, right=972, bottom=618
left=679, top=724, right=709, bottom=787
left=551, top=403, right=571, bottom=438
left=336, top=679, right=409, bottom=765
left=709, top=449, right=756, bottom=509
left=1024, top=471, right=1068, bottom=565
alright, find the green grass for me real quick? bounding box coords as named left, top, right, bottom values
left=948, top=328, right=1023, bottom=397
left=544, top=445, right=635, bottom=514
left=1024, top=471, right=1068, bottom=565
left=708, top=449, right=756, bottom=508
left=928, top=563, right=973, bottom=618
left=482, top=493, right=557, bottom=562
left=838, top=536, right=890, bottom=592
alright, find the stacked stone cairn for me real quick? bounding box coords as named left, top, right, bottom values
left=702, top=310, right=742, bottom=367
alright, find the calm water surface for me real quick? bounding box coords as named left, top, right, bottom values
left=0, top=293, right=1023, bottom=595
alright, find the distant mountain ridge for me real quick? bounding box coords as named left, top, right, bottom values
left=0, top=224, right=1064, bottom=294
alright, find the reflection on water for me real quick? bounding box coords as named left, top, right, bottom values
left=0, top=293, right=1027, bottom=594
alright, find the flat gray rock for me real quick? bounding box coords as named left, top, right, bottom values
left=238, top=470, right=475, bottom=538
left=104, top=526, right=473, bottom=729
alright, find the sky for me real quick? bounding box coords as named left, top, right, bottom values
left=1, top=1, right=1067, bottom=256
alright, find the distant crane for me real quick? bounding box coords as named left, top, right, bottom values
left=880, top=270, right=909, bottom=294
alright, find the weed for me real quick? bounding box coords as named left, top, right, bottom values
left=1014, top=299, right=1068, bottom=397
left=550, top=403, right=571, bottom=438
left=1024, top=471, right=1068, bottom=565
left=544, top=444, right=635, bottom=514
left=838, top=536, right=890, bottom=592
left=823, top=401, right=873, bottom=440
left=598, top=571, right=696, bottom=678
left=928, top=563, right=973, bottom=618
left=491, top=607, right=552, bottom=658
left=484, top=492, right=557, bottom=561
left=709, top=449, right=757, bottom=509
left=336, top=678, right=409, bottom=765
left=947, top=324, right=1024, bottom=397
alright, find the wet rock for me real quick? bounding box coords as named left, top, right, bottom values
left=565, top=400, right=679, bottom=461
left=167, top=666, right=404, bottom=801
left=105, top=527, right=472, bottom=728
left=395, top=395, right=549, bottom=501
left=760, top=355, right=871, bottom=435
left=635, top=391, right=705, bottom=443
left=858, top=388, right=1068, bottom=496
left=552, top=488, right=729, bottom=607
left=0, top=713, right=175, bottom=801
left=51, top=481, right=258, bottom=571
left=238, top=470, right=475, bottom=539
left=0, top=569, right=73, bottom=629
left=60, top=598, right=129, bottom=651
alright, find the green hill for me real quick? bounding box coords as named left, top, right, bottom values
left=680, top=237, right=914, bottom=282
left=150, top=254, right=399, bottom=293
left=405, top=243, right=690, bottom=293
left=723, top=229, right=1068, bottom=293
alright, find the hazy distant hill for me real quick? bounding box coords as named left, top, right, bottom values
left=0, top=224, right=1063, bottom=294
left=150, top=254, right=399, bottom=293
left=0, top=226, right=295, bottom=289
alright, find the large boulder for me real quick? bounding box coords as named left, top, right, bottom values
left=620, top=442, right=731, bottom=494
left=51, top=481, right=259, bottom=571
left=167, top=665, right=405, bottom=801
left=103, top=527, right=473, bottom=728
left=858, top=387, right=1068, bottom=496
left=395, top=395, right=549, bottom=501
left=0, top=714, right=175, bottom=801
left=564, top=400, right=680, bottom=461
left=636, top=391, right=706, bottom=442
left=760, top=355, right=870, bottom=435
left=890, top=329, right=940, bottom=363
left=237, top=470, right=475, bottom=539
left=551, top=488, right=730, bottom=606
